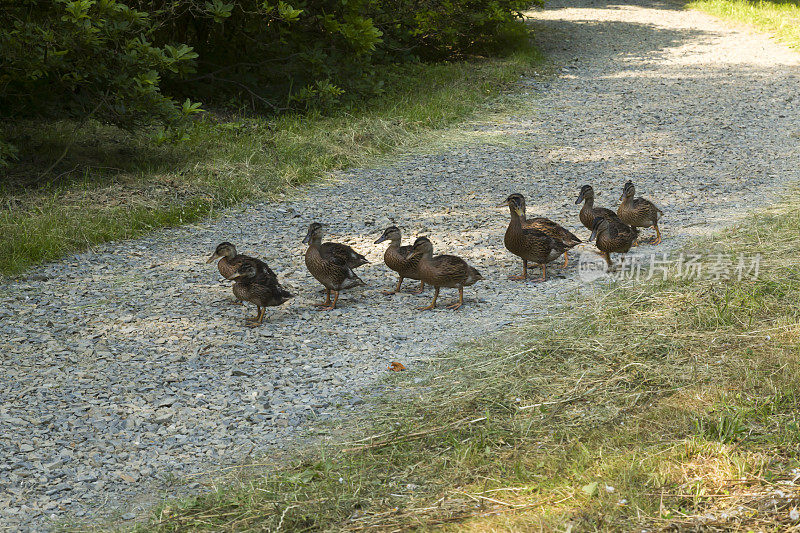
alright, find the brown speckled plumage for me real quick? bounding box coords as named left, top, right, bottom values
left=207, top=242, right=277, bottom=305
left=410, top=237, right=481, bottom=310
left=617, top=181, right=663, bottom=244
left=230, top=259, right=293, bottom=325
left=575, top=185, right=620, bottom=231
left=302, top=223, right=366, bottom=310
left=374, top=226, right=425, bottom=295
left=589, top=216, right=639, bottom=269
left=500, top=194, right=567, bottom=281
left=207, top=242, right=275, bottom=280
left=505, top=193, right=580, bottom=268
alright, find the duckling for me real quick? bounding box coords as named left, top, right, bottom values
left=374, top=226, right=425, bottom=295
left=617, top=181, right=663, bottom=245
left=498, top=193, right=580, bottom=268
left=302, top=223, right=366, bottom=310
left=500, top=194, right=567, bottom=282
left=575, top=185, right=620, bottom=231
left=589, top=216, right=639, bottom=270
left=229, top=259, right=294, bottom=325
left=409, top=237, right=482, bottom=310
left=206, top=242, right=276, bottom=278
left=206, top=242, right=276, bottom=305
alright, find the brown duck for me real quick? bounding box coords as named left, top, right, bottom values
left=229, top=258, right=293, bottom=325
left=374, top=226, right=425, bottom=295
left=589, top=216, right=639, bottom=270
left=575, top=185, right=620, bottom=231
left=303, top=223, right=366, bottom=310
left=206, top=242, right=277, bottom=305
left=207, top=242, right=276, bottom=280
left=498, top=193, right=580, bottom=268
left=500, top=194, right=568, bottom=282
left=617, top=181, right=663, bottom=245
left=409, top=237, right=482, bottom=311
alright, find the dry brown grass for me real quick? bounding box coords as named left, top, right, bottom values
left=139, top=196, right=800, bottom=532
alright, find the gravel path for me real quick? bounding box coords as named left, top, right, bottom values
left=3, top=0, right=800, bottom=529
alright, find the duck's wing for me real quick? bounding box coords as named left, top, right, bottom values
left=234, top=254, right=277, bottom=278
left=429, top=254, right=470, bottom=282
left=595, top=207, right=620, bottom=220
left=320, top=242, right=368, bottom=267
left=631, top=197, right=661, bottom=218
left=608, top=221, right=639, bottom=243
left=521, top=227, right=567, bottom=253
left=527, top=217, right=581, bottom=247
left=397, top=244, right=415, bottom=258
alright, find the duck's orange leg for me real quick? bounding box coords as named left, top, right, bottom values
left=417, top=287, right=439, bottom=311
left=446, top=287, right=464, bottom=310
left=314, top=289, right=332, bottom=308
left=531, top=263, right=547, bottom=282
left=509, top=259, right=528, bottom=280
left=602, top=252, right=613, bottom=270
left=411, top=281, right=425, bottom=294
left=246, top=306, right=265, bottom=326
left=384, top=277, right=404, bottom=295
left=320, top=291, right=339, bottom=311
left=651, top=223, right=662, bottom=245
left=562, top=252, right=569, bottom=268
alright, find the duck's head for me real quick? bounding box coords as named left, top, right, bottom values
left=497, top=193, right=526, bottom=217
left=374, top=226, right=401, bottom=245
left=229, top=258, right=259, bottom=280
left=410, top=236, right=433, bottom=257
left=302, top=222, right=326, bottom=244
left=576, top=185, right=594, bottom=204
left=619, top=180, right=635, bottom=202
left=207, top=241, right=237, bottom=263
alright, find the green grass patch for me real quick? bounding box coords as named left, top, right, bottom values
left=0, top=43, right=544, bottom=277
left=688, top=0, right=800, bottom=49
left=142, top=190, right=800, bottom=531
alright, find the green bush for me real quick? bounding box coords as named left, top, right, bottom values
left=139, top=0, right=534, bottom=111
left=0, top=0, right=202, bottom=167
left=0, top=0, right=535, bottom=169
left=0, top=0, right=200, bottom=123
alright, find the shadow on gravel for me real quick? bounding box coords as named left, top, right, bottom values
left=530, top=17, right=715, bottom=62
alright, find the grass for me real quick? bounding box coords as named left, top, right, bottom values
left=688, top=0, right=800, bottom=49
left=0, top=43, right=544, bottom=277
left=138, top=191, right=800, bottom=531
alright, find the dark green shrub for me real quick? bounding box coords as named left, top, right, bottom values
left=0, top=0, right=202, bottom=167
left=0, top=0, right=535, bottom=169
left=139, top=0, right=535, bottom=111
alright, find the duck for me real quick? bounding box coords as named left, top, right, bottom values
left=229, top=258, right=294, bottom=325
left=498, top=193, right=580, bottom=268
left=302, top=222, right=367, bottom=310
left=206, top=242, right=277, bottom=305
left=206, top=242, right=276, bottom=279
left=374, top=226, right=425, bottom=295
left=499, top=194, right=568, bottom=282
left=617, top=181, right=663, bottom=245
left=409, top=237, right=482, bottom=310
left=575, top=185, right=620, bottom=231
left=589, top=216, right=639, bottom=270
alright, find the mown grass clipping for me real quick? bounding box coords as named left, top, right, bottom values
left=144, top=190, right=800, bottom=531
